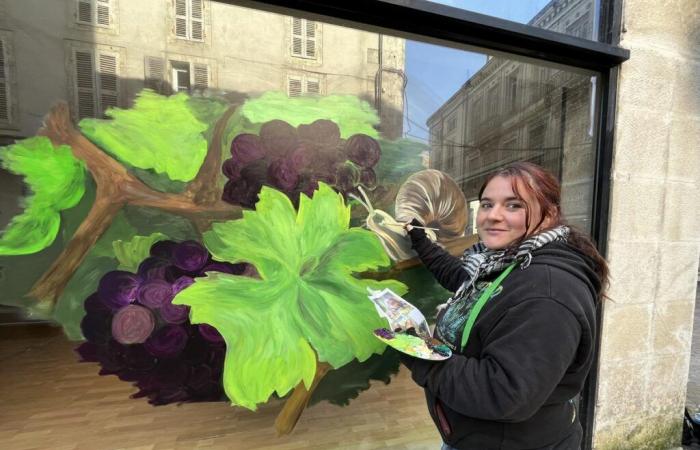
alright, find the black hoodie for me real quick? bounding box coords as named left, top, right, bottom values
left=403, top=229, right=599, bottom=450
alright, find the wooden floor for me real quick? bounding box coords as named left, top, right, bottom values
left=0, top=326, right=441, bottom=450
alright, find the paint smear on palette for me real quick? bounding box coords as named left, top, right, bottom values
left=374, top=328, right=451, bottom=361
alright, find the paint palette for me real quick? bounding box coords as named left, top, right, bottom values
left=373, top=328, right=452, bottom=361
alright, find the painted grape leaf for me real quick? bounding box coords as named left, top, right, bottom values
left=375, top=138, right=429, bottom=184
left=79, top=90, right=227, bottom=182
left=0, top=136, right=86, bottom=255
left=112, top=232, right=168, bottom=272
left=173, top=183, right=407, bottom=410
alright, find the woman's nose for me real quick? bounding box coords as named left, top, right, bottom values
left=487, top=205, right=504, bottom=221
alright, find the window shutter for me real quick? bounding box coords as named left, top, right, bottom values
left=191, top=0, right=204, bottom=41
left=144, top=56, right=164, bottom=93
left=288, top=77, right=302, bottom=97
left=305, top=20, right=316, bottom=58
left=0, top=39, right=8, bottom=122
left=97, top=52, right=118, bottom=117
left=77, top=0, right=92, bottom=24
left=306, top=77, right=319, bottom=95
left=193, top=63, right=208, bottom=90
left=291, top=18, right=303, bottom=57
left=75, top=50, right=96, bottom=119
left=175, top=0, right=188, bottom=38
left=96, top=0, right=110, bottom=26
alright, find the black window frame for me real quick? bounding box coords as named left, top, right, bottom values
left=214, top=1, right=629, bottom=448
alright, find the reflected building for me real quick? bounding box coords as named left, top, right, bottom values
left=427, top=0, right=596, bottom=230
left=0, top=0, right=405, bottom=143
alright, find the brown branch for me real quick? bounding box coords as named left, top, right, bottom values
left=28, top=102, right=243, bottom=308
left=274, top=361, right=332, bottom=436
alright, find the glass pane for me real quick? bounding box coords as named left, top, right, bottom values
left=426, top=0, right=600, bottom=41
left=0, top=0, right=600, bottom=447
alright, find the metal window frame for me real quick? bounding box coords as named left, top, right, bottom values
left=214, top=1, right=628, bottom=449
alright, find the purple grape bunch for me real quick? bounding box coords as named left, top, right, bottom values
left=221, top=119, right=382, bottom=208
left=76, top=239, right=256, bottom=405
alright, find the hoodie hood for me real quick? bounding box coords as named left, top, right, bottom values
left=530, top=240, right=602, bottom=299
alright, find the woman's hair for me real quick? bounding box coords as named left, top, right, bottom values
left=478, top=161, right=609, bottom=295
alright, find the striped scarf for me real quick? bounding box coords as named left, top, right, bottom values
left=445, top=225, right=570, bottom=309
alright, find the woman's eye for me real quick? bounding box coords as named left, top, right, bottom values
left=506, top=203, right=523, bottom=210
left=479, top=202, right=491, bottom=209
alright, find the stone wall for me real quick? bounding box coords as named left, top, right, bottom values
left=593, top=0, right=700, bottom=448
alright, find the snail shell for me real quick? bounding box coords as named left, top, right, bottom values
left=394, top=169, right=468, bottom=241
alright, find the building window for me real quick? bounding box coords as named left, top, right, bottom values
left=487, top=84, right=499, bottom=117
left=507, top=71, right=519, bottom=112
left=0, top=37, right=11, bottom=124
left=446, top=115, right=457, bottom=133
left=287, top=74, right=320, bottom=97
left=175, top=0, right=204, bottom=41
left=528, top=122, right=546, bottom=151
left=144, top=56, right=165, bottom=93
left=76, top=0, right=111, bottom=27
left=169, top=60, right=209, bottom=93
left=291, top=18, right=317, bottom=59
left=445, top=143, right=455, bottom=170
left=71, top=47, right=120, bottom=119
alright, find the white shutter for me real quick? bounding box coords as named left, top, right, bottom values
left=144, top=56, right=164, bottom=93
left=291, top=18, right=303, bottom=57
left=304, top=20, right=316, bottom=59
left=193, top=63, right=208, bottom=90
left=0, top=39, right=8, bottom=122
left=97, top=51, right=118, bottom=116
left=288, top=76, right=302, bottom=97
left=190, top=0, right=204, bottom=41
left=74, top=50, right=96, bottom=119
left=96, top=0, right=110, bottom=26
left=77, top=0, right=92, bottom=24
left=306, top=77, right=319, bottom=95
left=175, top=0, right=188, bottom=38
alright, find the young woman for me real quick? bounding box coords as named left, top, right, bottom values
left=401, top=162, right=608, bottom=450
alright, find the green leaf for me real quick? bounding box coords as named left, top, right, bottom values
left=112, top=232, right=168, bottom=272
left=173, top=183, right=407, bottom=410
left=79, top=90, right=225, bottom=182
left=0, top=137, right=86, bottom=255
left=374, top=138, right=429, bottom=184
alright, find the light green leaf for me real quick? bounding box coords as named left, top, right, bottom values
left=112, top=232, right=168, bottom=272
left=174, top=183, right=407, bottom=410
left=79, top=90, right=226, bottom=182
left=0, top=137, right=86, bottom=255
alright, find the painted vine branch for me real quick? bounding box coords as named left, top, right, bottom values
left=29, top=102, right=242, bottom=308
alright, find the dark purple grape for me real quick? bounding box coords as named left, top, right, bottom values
left=75, top=341, right=101, bottom=362
left=172, top=240, right=208, bottom=272
left=159, top=301, right=190, bottom=324
left=144, top=325, right=189, bottom=358
left=222, top=158, right=243, bottom=181
left=84, top=293, right=111, bottom=314
left=222, top=178, right=261, bottom=208
left=345, top=134, right=381, bottom=168
left=136, top=279, right=173, bottom=308
left=97, top=271, right=140, bottom=311
left=267, top=158, right=300, bottom=192
left=172, top=275, right=195, bottom=294
left=124, top=345, right=158, bottom=372
left=150, top=240, right=177, bottom=260
left=335, top=161, right=361, bottom=193
left=111, top=304, right=155, bottom=345
left=360, top=168, right=377, bottom=189
left=198, top=324, right=224, bottom=344
left=260, top=120, right=299, bottom=158
left=137, top=257, right=170, bottom=281
left=240, top=159, right=269, bottom=184
left=230, top=133, right=264, bottom=165
left=298, top=119, right=341, bottom=149
left=287, top=144, right=310, bottom=171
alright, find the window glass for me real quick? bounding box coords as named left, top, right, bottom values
left=0, top=0, right=600, bottom=446
left=426, top=0, right=600, bottom=41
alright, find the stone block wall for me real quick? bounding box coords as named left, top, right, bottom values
left=593, top=0, right=700, bottom=449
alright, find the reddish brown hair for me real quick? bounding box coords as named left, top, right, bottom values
left=479, top=161, right=609, bottom=296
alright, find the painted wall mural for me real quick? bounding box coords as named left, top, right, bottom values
left=0, top=89, right=474, bottom=434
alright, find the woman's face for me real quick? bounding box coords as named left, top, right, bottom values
left=476, top=175, right=547, bottom=250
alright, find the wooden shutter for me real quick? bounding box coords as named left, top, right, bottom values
left=0, top=39, right=8, bottom=122
left=304, top=20, right=316, bottom=58
left=193, top=63, right=208, bottom=90
left=75, top=50, right=96, bottom=119
left=96, top=0, right=110, bottom=26
left=77, top=0, right=92, bottom=24
left=306, top=77, right=319, bottom=95
left=144, top=56, right=164, bottom=93
left=175, top=0, right=188, bottom=38
left=97, top=51, right=118, bottom=116
left=291, top=18, right=303, bottom=57
left=191, top=0, right=204, bottom=41
left=288, top=77, right=302, bottom=97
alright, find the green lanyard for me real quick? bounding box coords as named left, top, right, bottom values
left=460, top=262, right=518, bottom=351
